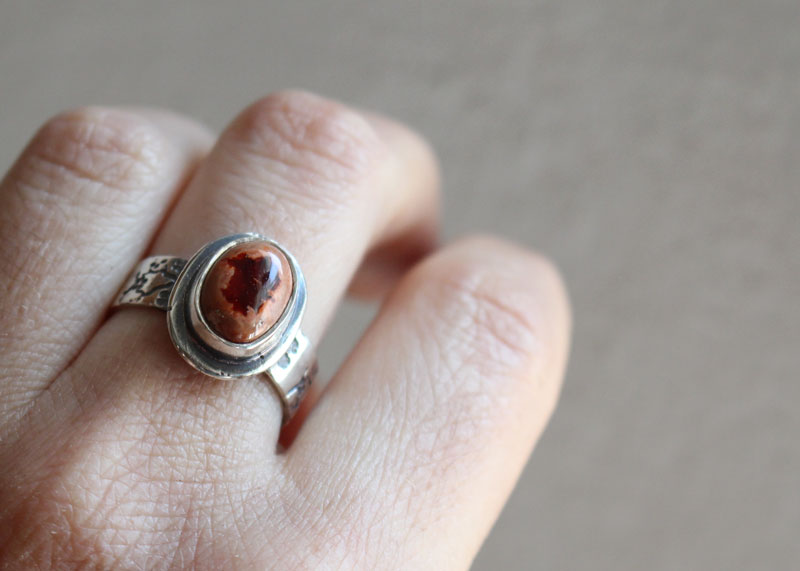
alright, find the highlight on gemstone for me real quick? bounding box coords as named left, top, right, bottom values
left=199, top=241, right=293, bottom=343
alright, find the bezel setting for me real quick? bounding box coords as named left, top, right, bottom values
left=166, top=233, right=306, bottom=379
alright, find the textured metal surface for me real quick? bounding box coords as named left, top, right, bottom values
left=267, top=331, right=316, bottom=419
left=114, top=234, right=313, bottom=423
left=115, top=256, right=186, bottom=310
left=2, top=2, right=799, bottom=569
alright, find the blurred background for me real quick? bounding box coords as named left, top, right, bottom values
left=1, top=1, right=797, bottom=569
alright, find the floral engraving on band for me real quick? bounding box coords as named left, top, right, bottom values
left=285, top=361, right=317, bottom=417
left=119, top=258, right=186, bottom=310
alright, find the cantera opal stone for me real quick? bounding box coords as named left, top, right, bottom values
left=199, top=242, right=293, bottom=344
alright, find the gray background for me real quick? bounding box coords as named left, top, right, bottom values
left=1, top=1, right=798, bottom=569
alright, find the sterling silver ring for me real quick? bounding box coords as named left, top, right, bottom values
left=113, top=233, right=316, bottom=423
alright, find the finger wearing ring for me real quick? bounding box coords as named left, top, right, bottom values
left=111, top=92, right=439, bottom=439
left=113, top=233, right=317, bottom=423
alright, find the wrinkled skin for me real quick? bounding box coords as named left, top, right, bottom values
left=0, top=91, right=570, bottom=569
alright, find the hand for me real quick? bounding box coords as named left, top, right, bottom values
left=0, top=91, right=570, bottom=569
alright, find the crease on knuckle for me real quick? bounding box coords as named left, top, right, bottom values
left=13, top=108, right=168, bottom=205
left=348, top=262, right=553, bottom=526
left=431, top=260, right=547, bottom=397
left=397, top=261, right=550, bottom=452
left=231, top=91, right=386, bottom=210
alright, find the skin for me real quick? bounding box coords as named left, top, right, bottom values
left=0, top=91, right=571, bottom=570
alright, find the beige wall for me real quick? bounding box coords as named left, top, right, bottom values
left=1, top=2, right=797, bottom=569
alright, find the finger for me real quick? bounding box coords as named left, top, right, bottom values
left=152, top=92, right=440, bottom=332
left=92, top=91, right=440, bottom=442
left=0, top=107, right=212, bottom=421
left=286, top=237, right=571, bottom=569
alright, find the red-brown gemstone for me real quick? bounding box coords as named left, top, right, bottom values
left=199, top=242, right=293, bottom=343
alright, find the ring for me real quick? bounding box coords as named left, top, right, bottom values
left=112, top=233, right=317, bottom=423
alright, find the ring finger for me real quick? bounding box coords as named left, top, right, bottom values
left=85, top=90, right=439, bottom=441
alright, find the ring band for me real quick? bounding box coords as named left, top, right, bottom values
left=113, top=233, right=316, bottom=423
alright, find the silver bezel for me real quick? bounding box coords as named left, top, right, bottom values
left=166, top=233, right=306, bottom=379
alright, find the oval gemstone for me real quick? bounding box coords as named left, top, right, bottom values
left=199, top=241, right=293, bottom=344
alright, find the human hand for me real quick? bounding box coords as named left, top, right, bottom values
left=0, top=91, right=570, bottom=569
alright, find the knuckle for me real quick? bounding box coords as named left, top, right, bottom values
left=381, top=238, right=568, bottom=488
left=429, top=248, right=549, bottom=378
left=405, top=237, right=568, bottom=424
left=17, top=107, right=169, bottom=199
left=231, top=91, right=386, bottom=206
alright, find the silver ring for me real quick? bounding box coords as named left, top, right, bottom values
left=112, top=233, right=316, bottom=423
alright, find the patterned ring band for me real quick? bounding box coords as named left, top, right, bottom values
left=112, top=233, right=316, bottom=423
